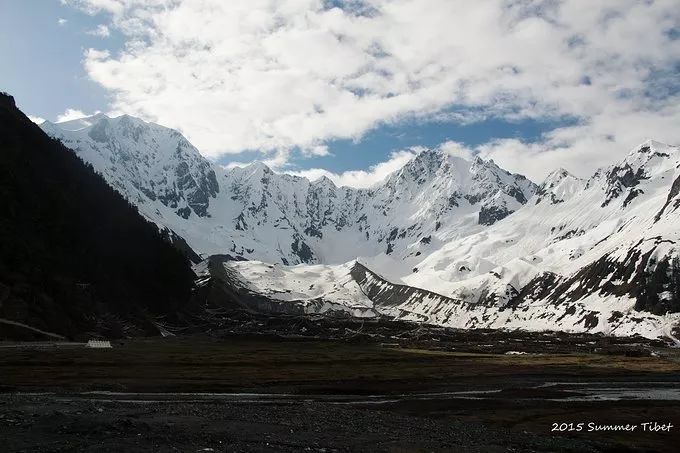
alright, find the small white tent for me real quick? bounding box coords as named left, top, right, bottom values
left=86, top=340, right=112, bottom=348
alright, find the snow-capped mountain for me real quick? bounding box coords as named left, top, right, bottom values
left=42, top=114, right=680, bottom=340
left=41, top=114, right=535, bottom=266
left=402, top=140, right=680, bottom=301
left=210, top=140, right=680, bottom=339
left=42, top=115, right=219, bottom=221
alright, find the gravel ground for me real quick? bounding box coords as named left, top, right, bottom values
left=0, top=394, right=619, bottom=453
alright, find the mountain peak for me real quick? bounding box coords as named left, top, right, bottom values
left=614, top=139, right=680, bottom=173
left=40, top=110, right=220, bottom=219
left=469, top=154, right=499, bottom=171
left=55, top=112, right=110, bottom=132
left=91, top=112, right=109, bottom=120
left=238, top=161, right=273, bottom=178
left=543, top=167, right=577, bottom=184
left=312, top=175, right=336, bottom=188
left=628, top=139, right=679, bottom=161
left=472, top=154, right=486, bottom=164
left=638, top=139, right=669, bottom=151
left=246, top=161, right=271, bottom=171
left=536, top=167, right=584, bottom=205
left=412, top=148, right=444, bottom=165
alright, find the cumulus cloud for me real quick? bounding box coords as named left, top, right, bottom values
left=57, top=18, right=68, bottom=26
left=474, top=101, right=680, bottom=181
left=87, top=24, right=110, bottom=37
left=438, top=141, right=475, bottom=161
left=284, top=149, right=418, bottom=188
left=68, top=0, right=680, bottom=178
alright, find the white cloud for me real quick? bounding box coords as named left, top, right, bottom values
left=87, top=24, right=110, bottom=37
left=475, top=101, right=680, bottom=181
left=303, top=144, right=331, bottom=157
left=438, top=141, right=474, bottom=161
left=69, top=0, right=680, bottom=178
left=28, top=115, right=46, bottom=124
left=56, top=108, right=89, bottom=122
left=58, top=18, right=68, bottom=26
left=285, top=149, right=417, bottom=188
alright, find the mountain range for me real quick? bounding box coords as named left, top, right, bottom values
left=39, top=111, right=680, bottom=340
left=41, top=113, right=535, bottom=266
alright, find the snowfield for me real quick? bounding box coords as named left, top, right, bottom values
left=218, top=258, right=680, bottom=340
left=229, top=261, right=372, bottom=308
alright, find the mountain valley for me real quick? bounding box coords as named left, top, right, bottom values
left=36, top=111, right=680, bottom=341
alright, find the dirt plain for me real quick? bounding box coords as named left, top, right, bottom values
left=1, top=322, right=679, bottom=452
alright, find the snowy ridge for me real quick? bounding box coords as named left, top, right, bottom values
left=42, top=114, right=535, bottom=266
left=403, top=140, right=680, bottom=292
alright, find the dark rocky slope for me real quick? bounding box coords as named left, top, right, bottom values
left=0, top=93, right=195, bottom=340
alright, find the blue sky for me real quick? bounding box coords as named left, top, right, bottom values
left=286, top=115, right=570, bottom=173
left=1, top=1, right=678, bottom=185
left=0, top=1, right=120, bottom=120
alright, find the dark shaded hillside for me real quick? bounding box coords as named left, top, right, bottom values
left=0, top=92, right=195, bottom=339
